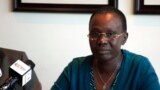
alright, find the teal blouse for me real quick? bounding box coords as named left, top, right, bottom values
left=51, top=50, right=160, bottom=90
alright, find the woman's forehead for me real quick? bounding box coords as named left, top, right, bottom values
left=89, top=13, right=123, bottom=33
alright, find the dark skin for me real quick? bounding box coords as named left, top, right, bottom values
left=89, top=12, right=128, bottom=89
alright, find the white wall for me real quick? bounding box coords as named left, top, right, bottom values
left=0, top=0, right=160, bottom=90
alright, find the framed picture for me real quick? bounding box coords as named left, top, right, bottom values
left=13, top=0, right=118, bottom=13
left=134, top=0, right=160, bottom=14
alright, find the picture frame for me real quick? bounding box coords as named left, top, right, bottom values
left=13, top=0, right=118, bottom=13
left=134, top=0, right=160, bottom=14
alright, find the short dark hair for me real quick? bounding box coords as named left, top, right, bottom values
left=89, top=6, right=127, bottom=32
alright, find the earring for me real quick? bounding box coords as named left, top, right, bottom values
left=0, top=68, right=2, bottom=77
left=121, top=45, right=124, bottom=50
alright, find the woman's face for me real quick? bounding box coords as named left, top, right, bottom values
left=89, top=13, right=128, bottom=61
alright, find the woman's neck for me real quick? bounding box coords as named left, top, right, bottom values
left=93, top=52, right=123, bottom=73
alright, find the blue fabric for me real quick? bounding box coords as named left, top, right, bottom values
left=51, top=50, right=160, bottom=90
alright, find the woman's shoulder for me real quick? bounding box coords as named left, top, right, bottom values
left=70, top=55, right=92, bottom=65
left=123, top=49, right=148, bottom=61
left=64, top=55, right=93, bottom=70
left=122, top=49, right=151, bottom=67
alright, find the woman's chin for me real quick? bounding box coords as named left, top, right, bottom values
left=95, top=53, right=112, bottom=60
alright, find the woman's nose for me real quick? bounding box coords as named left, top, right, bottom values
left=97, top=35, right=109, bottom=44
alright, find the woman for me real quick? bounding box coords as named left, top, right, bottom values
left=51, top=7, right=160, bottom=90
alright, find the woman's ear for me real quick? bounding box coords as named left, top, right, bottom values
left=121, top=32, right=128, bottom=45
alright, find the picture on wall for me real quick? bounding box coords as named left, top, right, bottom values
left=13, top=0, right=118, bottom=13
left=134, top=0, right=160, bottom=14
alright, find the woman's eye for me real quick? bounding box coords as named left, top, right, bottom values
left=106, top=32, right=116, bottom=38
left=91, top=33, right=98, bottom=37
left=106, top=33, right=113, bottom=37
